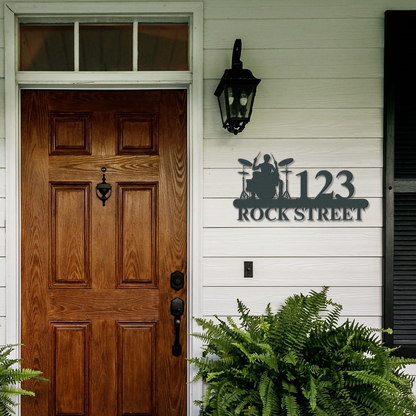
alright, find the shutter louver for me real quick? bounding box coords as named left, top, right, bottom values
left=394, top=193, right=416, bottom=344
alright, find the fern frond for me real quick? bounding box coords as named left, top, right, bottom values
left=189, top=288, right=416, bottom=416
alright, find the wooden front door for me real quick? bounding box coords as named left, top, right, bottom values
left=21, top=90, right=187, bottom=416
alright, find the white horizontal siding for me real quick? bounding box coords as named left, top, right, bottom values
left=0, top=139, right=4, bottom=168
left=203, top=0, right=416, bottom=19
left=0, top=317, right=5, bottom=346
left=0, top=80, right=4, bottom=138
left=204, top=139, right=382, bottom=168
left=0, top=228, right=4, bottom=257
left=0, top=47, right=3, bottom=79
left=205, top=48, right=383, bottom=80
left=203, top=257, right=382, bottom=287
left=0, top=198, right=5, bottom=226
left=204, top=19, right=383, bottom=49
left=0, top=169, right=4, bottom=198
left=201, top=0, right=386, bottom=357
left=204, top=228, right=382, bottom=257
left=0, top=257, right=4, bottom=286
left=203, top=286, right=382, bottom=317
left=204, top=109, right=382, bottom=139
left=0, top=287, right=5, bottom=316
left=205, top=79, right=384, bottom=109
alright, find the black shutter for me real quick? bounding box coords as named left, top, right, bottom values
left=384, top=11, right=416, bottom=357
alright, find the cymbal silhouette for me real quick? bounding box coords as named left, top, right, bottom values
left=238, top=171, right=249, bottom=175
left=238, top=158, right=253, bottom=167
left=278, top=157, right=294, bottom=166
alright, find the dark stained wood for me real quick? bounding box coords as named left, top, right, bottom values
left=50, top=182, right=91, bottom=287
left=117, top=183, right=157, bottom=287
left=117, top=323, right=156, bottom=415
left=117, top=113, right=159, bottom=154
left=49, top=112, right=91, bottom=155
left=50, top=322, right=90, bottom=415
left=21, top=90, right=187, bottom=415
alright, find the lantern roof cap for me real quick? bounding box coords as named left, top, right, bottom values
left=214, top=39, right=260, bottom=97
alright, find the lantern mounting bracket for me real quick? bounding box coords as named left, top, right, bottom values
left=214, top=39, right=261, bottom=135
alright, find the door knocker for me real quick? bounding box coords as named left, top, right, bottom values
left=96, top=167, right=112, bottom=206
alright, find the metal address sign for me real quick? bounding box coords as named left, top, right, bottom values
left=233, top=153, right=369, bottom=222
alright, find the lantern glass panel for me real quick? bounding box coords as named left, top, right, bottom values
left=228, top=86, right=255, bottom=121
left=218, top=89, right=228, bottom=126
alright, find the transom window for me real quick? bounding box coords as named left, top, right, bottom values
left=20, top=22, right=189, bottom=71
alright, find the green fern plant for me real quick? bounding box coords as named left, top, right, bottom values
left=189, top=287, right=416, bottom=415
left=0, top=344, right=47, bottom=416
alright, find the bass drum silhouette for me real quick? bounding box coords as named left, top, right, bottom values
left=246, top=171, right=279, bottom=200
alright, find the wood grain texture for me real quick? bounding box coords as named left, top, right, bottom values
left=204, top=228, right=382, bottom=257
left=50, top=183, right=91, bottom=287
left=203, top=257, right=382, bottom=287
left=48, top=289, right=159, bottom=321
left=48, top=155, right=160, bottom=181
left=21, top=90, right=187, bottom=416
left=204, top=168, right=382, bottom=198
left=156, top=88, right=188, bottom=416
left=51, top=322, right=90, bottom=416
left=49, top=112, right=91, bottom=155
left=117, top=323, right=156, bottom=415
left=204, top=139, right=382, bottom=168
left=117, top=113, right=159, bottom=154
left=116, top=183, right=157, bottom=287
left=21, top=90, right=51, bottom=415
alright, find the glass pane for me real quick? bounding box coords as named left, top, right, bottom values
left=20, top=25, right=74, bottom=71
left=138, top=24, right=188, bottom=71
left=79, top=25, right=133, bottom=71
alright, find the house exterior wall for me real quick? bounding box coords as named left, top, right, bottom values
left=1, top=0, right=416, bottom=403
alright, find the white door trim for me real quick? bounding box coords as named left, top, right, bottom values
left=4, top=3, right=204, bottom=415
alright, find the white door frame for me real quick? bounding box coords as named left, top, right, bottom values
left=4, top=3, right=204, bottom=415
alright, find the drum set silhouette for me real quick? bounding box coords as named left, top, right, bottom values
left=238, top=154, right=294, bottom=200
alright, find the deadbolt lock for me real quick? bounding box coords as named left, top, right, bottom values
left=170, top=271, right=184, bottom=291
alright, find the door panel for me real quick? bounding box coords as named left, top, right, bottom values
left=21, top=90, right=187, bottom=416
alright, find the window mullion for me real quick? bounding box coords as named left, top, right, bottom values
left=74, top=21, right=79, bottom=72
left=133, top=22, right=138, bottom=71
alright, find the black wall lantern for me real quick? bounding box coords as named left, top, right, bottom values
left=214, top=39, right=261, bottom=135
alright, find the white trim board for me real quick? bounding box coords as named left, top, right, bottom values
left=4, top=3, right=204, bottom=415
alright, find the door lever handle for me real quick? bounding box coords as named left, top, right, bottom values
left=170, top=297, right=184, bottom=357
